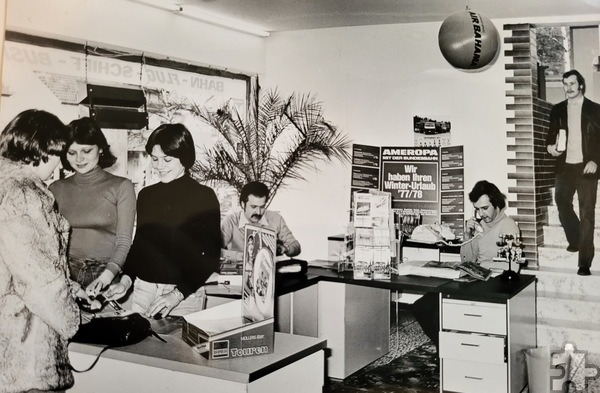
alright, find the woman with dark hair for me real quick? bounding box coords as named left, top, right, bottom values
left=105, top=123, right=221, bottom=318
left=49, top=117, right=136, bottom=298
left=0, top=109, right=83, bottom=393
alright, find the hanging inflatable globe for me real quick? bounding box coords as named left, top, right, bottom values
left=438, top=10, right=500, bottom=70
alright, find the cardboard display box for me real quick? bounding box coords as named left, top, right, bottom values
left=183, top=224, right=277, bottom=360
left=182, top=299, right=274, bottom=360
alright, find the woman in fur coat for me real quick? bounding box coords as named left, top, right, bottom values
left=0, top=110, right=81, bottom=393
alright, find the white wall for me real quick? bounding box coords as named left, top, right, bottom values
left=264, top=15, right=600, bottom=261
left=5, top=0, right=266, bottom=75
left=6, top=1, right=600, bottom=262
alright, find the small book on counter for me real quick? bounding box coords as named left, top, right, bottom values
left=219, top=260, right=243, bottom=275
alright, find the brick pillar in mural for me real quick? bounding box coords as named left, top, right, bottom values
left=504, top=24, right=554, bottom=267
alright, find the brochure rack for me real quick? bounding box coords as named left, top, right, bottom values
left=352, top=190, right=395, bottom=280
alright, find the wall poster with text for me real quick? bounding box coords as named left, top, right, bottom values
left=350, top=144, right=381, bottom=212
left=440, top=146, right=465, bottom=237
left=380, top=146, right=440, bottom=224
left=350, top=144, right=465, bottom=235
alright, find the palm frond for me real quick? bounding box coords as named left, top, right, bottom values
left=185, top=88, right=352, bottom=202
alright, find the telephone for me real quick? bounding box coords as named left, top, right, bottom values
left=469, top=210, right=484, bottom=234
left=410, top=223, right=456, bottom=243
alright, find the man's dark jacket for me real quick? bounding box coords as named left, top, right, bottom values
left=545, top=97, right=600, bottom=177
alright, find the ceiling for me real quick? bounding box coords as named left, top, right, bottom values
left=165, top=0, right=600, bottom=33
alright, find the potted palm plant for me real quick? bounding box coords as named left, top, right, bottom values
left=185, top=88, right=352, bottom=204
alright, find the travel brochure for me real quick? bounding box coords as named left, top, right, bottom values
left=353, top=190, right=394, bottom=280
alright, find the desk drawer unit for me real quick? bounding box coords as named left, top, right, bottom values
left=443, top=358, right=508, bottom=393
left=440, top=276, right=536, bottom=393
left=442, top=299, right=506, bottom=335
left=439, top=331, right=505, bottom=363
left=441, top=298, right=510, bottom=393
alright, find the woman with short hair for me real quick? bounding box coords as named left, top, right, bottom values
left=0, top=109, right=83, bottom=393
left=106, top=123, right=221, bottom=318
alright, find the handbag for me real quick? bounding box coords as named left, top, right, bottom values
left=70, top=312, right=165, bottom=372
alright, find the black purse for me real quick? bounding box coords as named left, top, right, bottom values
left=70, top=312, right=165, bottom=372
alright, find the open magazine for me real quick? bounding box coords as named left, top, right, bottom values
left=456, top=261, right=492, bottom=281
left=419, top=260, right=492, bottom=281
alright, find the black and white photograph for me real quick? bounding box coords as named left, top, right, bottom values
left=2, top=1, right=600, bottom=393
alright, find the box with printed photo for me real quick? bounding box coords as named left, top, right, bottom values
left=182, top=224, right=276, bottom=359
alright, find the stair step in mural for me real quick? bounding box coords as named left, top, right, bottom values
left=543, top=225, right=600, bottom=247
left=537, top=291, right=600, bottom=324
left=538, top=245, right=600, bottom=268
left=522, top=268, right=600, bottom=297
left=537, top=318, right=600, bottom=357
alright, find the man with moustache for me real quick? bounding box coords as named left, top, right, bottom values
left=221, top=181, right=301, bottom=263
left=546, top=69, right=600, bottom=276
left=414, top=180, right=519, bottom=353
left=460, top=180, right=520, bottom=263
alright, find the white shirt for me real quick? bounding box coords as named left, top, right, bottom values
left=566, top=95, right=584, bottom=164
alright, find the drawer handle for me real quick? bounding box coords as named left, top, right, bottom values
left=463, top=313, right=482, bottom=317
left=461, top=343, right=479, bottom=347
left=465, top=376, right=483, bottom=380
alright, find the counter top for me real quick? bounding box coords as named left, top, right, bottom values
left=208, top=261, right=537, bottom=303
left=69, top=332, right=326, bottom=383
left=439, top=273, right=537, bottom=303
left=276, top=265, right=452, bottom=296
left=276, top=264, right=536, bottom=302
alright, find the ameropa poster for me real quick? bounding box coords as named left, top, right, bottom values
left=381, top=147, right=440, bottom=223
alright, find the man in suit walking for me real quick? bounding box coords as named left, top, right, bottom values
left=546, top=69, right=600, bottom=276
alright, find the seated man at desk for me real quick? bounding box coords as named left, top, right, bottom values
left=414, top=180, right=518, bottom=352
left=221, top=181, right=301, bottom=262
left=460, top=180, right=519, bottom=262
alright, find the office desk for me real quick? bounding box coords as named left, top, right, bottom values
left=276, top=266, right=536, bottom=392
left=68, top=332, right=326, bottom=393
left=276, top=267, right=452, bottom=379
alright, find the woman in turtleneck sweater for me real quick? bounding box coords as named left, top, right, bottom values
left=105, top=123, right=221, bottom=318
left=49, top=117, right=136, bottom=298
